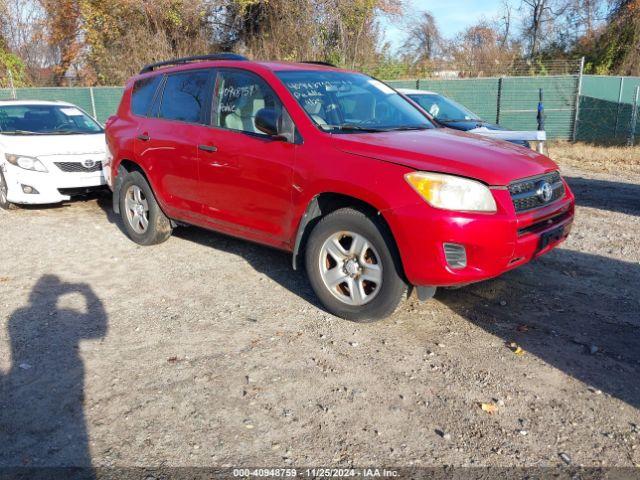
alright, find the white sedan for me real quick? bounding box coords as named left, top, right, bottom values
left=0, top=100, right=107, bottom=209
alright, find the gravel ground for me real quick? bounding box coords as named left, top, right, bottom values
left=0, top=159, right=639, bottom=469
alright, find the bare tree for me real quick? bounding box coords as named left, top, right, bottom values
left=451, top=20, right=520, bottom=76
left=519, top=0, right=570, bottom=57
left=402, top=11, right=443, bottom=62
left=497, top=0, right=514, bottom=47
left=564, top=0, right=607, bottom=37
left=1, top=0, right=53, bottom=84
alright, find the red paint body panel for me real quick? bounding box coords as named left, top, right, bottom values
left=107, top=60, right=576, bottom=287
left=197, top=127, right=296, bottom=246
left=331, top=128, right=559, bottom=186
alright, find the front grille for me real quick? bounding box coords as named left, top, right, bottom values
left=518, top=210, right=572, bottom=236
left=55, top=161, right=103, bottom=173
left=58, top=186, right=106, bottom=196
left=508, top=171, right=565, bottom=213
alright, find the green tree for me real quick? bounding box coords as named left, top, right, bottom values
left=590, top=0, right=640, bottom=75
left=0, top=48, right=29, bottom=88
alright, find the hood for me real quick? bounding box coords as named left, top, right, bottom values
left=0, top=133, right=106, bottom=158
left=332, top=128, right=556, bottom=185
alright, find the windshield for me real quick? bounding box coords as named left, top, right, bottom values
left=407, top=93, right=481, bottom=123
left=276, top=71, right=433, bottom=133
left=0, top=104, right=103, bottom=135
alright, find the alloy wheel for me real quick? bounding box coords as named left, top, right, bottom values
left=124, top=185, right=149, bottom=234
left=318, top=231, right=383, bottom=306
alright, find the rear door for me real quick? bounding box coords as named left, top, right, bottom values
left=197, top=69, right=297, bottom=246
left=134, top=69, right=213, bottom=222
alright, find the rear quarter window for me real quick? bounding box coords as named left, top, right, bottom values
left=131, top=76, right=162, bottom=116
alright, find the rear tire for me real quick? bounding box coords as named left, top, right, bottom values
left=118, top=170, right=172, bottom=245
left=305, top=208, right=407, bottom=322
left=0, top=170, right=16, bottom=210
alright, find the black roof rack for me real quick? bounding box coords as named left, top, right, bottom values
left=139, top=53, right=248, bottom=74
left=301, top=61, right=337, bottom=68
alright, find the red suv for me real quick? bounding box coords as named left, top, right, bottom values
left=105, top=54, right=575, bottom=321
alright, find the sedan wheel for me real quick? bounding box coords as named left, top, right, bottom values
left=0, top=173, right=7, bottom=204
left=0, top=171, right=14, bottom=210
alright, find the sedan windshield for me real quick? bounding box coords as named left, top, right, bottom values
left=407, top=93, right=481, bottom=123
left=276, top=71, right=433, bottom=133
left=0, top=104, right=103, bottom=135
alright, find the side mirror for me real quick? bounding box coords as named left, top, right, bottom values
left=255, top=108, right=282, bottom=138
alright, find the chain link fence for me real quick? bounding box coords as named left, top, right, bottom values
left=577, top=75, right=640, bottom=146
left=1, top=67, right=639, bottom=145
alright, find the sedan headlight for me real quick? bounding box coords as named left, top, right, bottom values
left=4, top=153, right=48, bottom=173
left=405, top=172, right=497, bottom=212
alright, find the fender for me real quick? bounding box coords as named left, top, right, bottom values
left=112, top=165, right=126, bottom=214
left=291, top=192, right=392, bottom=270
left=292, top=195, right=322, bottom=270
left=111, top=160, right=178, bottom=228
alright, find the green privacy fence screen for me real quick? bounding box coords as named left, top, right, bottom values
left=1, top=75, right=638, bottom=144
left=387, top=76, right=580, bottom=140
left=578, top=75, right=640, bottom=144
left=0, top=86, right=124, bottom=124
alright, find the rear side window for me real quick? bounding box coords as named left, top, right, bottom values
left=131, top=76, right=162, bottom=116
left=159, top=70, right=210, bottom=124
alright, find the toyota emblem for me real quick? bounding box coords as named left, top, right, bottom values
left=536, top=181, right=554, bottom=203
left=82, top=159, right=96, bottom=169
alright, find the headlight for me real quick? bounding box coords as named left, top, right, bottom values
left=4, top=153, right=48, bottom=172
left=405, top=172, right=497, bottom=212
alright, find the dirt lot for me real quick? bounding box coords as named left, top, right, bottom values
left=1, top=146, right=639, bottom=469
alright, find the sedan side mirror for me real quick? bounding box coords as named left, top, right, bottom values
left=255, top=108, right=283, bottom=139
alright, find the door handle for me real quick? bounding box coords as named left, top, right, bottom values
left=208, top=161, right=230, bottom=168
left=198, top=145, right=218, bottom=153
left=137, top=134, right=150, bottom=142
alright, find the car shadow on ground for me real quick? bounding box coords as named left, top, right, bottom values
left=175, top=222, right=640, bottom=409
left=437, top=247, right=640, bottom=410
left=565, top=176, right=640, bottom=216
left=173, top=226, right=322, bottom=310
left=97, top=195, right=640, bottom=409
left=0, top=275, right=107, bottom=474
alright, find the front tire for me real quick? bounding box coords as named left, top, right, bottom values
left=305, top=208, right=407, bottom=322
left=0, top=170, right=16, bottom=210
left=118, top=170, right=172, bottom=245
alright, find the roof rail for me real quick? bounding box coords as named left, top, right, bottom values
left=301, top=61, right=337, bottom=68
left=139, top=53, right=248, bottom=74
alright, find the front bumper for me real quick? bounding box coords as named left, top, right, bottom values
left=387, top=181, right=575, bottom=287
left=3, top=163, right=106, bottom=205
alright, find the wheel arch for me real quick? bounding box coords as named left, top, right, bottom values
left=292, top=192, right=405, bottom=281
left=112, top=159, right=150, bottom=214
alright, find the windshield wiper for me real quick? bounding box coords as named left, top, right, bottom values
left=47, top=130, right=90, bottom=135
left=379, top=125, right=431, bottom=131
left=322, top=124, right=389, bottom=133
left=0, top=129, right=48, bottom=135
left=439, top=118, right=483, bottom=124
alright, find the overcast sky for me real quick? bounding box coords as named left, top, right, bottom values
left=381, top=0, right=519, bottom=49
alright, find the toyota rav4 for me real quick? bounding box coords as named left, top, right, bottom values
left=105, top=54, right=575, bottom=321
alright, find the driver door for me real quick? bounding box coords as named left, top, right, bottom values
left=197, top=69, right=297, bottom=246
